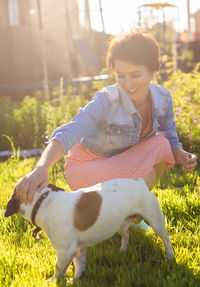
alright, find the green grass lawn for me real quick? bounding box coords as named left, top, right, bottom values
left=0, top=158, right=199, bottom=287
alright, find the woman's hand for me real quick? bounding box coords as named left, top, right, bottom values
left=172, top=146, right=197, bottom=173
left=15, top=140, right=63, bottom=204
left=15, top=166, right=49, bottom=204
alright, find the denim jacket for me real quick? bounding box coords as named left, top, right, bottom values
left=51, top=83, right=181, bottom=157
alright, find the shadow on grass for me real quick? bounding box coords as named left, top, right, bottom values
left=54, top=227, right=199, bottom=287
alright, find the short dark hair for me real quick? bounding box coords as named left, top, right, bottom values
left=106, top=30, right=160, bottom=73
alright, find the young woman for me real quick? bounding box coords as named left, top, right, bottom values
left=16, top=31, right=197, bottom=204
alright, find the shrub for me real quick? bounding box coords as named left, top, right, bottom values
left=165, top=64, right=200, bottom=161
left=0, top=97, right=17, bottom=150
left=0, top=90, right=89, bottom=151
left=0, top=66, right=199, bottom=163
left=45, top=94, right=88, bottom=140
left=12, top=96, right=47, bottom=149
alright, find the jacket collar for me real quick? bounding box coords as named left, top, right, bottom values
left=117, top=82, right=166, bottom=116
left=117, top=84, right=137, bottom=114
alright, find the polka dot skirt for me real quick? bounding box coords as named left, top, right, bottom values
left=64, top=135, right=175, bottom=190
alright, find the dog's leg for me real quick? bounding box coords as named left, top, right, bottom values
left=119, top=213, right=144, bottom=252
left=141, top=192, right=174, bottom=260
left=55, top=248, right=76, bottom=281
left=119, top=215, right=137, bottom=251
left=73, top=248, right=86, bottom=279
left=119, top=227, right=129, bottom=252
left=151, top=216, right=174, bottom=260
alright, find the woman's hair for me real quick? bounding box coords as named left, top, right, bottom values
left=106, top=30, right=160, bottom=73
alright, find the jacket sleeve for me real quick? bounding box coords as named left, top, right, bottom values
left=158, top=93, right=182, bottom=147
left=49, top=92, right=109, bottom=154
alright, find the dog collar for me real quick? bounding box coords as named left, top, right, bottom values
left=31, top=190, right=50, bottom=239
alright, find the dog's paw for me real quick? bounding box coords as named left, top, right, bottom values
left=120, top=245, right=127, bottom=252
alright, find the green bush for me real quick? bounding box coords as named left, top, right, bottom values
left=165, top=64, right=200, bottom=161
left=0, top=66, right=199, bottom=163
left=12, top=97, right=46, bottom=149
left=0, top=91, right=88, bottom=151
left=45, top=94, right=88, bottom=139
left=0, top=97, right=17, bottom=150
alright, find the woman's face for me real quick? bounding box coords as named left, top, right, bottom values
left=114, top=59, right=155, bottom=105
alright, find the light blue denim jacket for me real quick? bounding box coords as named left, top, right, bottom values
left=51, top=83, right=181, bottom=157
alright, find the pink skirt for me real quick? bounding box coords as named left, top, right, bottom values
left=64, top=135, right=175, bottom=190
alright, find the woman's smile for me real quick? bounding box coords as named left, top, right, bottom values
left=114, top=59, right=154, bottom=106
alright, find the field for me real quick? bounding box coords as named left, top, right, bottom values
left=0, top=158, right=199, bottom=287
left=0, top=67, right=200, bottom=286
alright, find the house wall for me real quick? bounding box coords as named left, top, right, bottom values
left=194, top=10, right=200, bottom=34
left=0, top=0, right=9, bottom=25
left=0, top=0, right=106, bottom=99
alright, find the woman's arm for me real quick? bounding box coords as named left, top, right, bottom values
left=158, top=92, right=197, bottom=173
left=15, top=139, right=63, bottom=204
left=158, top=94, right=181, bottom=147
left=49, top=92, right=109, bottom=154
left=15, top=92, right=110, bottom=203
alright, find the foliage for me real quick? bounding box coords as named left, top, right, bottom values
left=92, top=68, right=115, bottom=92
left=0, top=66, right=200, bottom=164
left=44, top=95, right=88, bottom=141
left=13, top=96, right=47, bottom=149
left=144, top=22, right=195, bottom=75
left=0, top=96, right=46, bottom=150
left=0, top=159, right=199, bottom=286
left=181, top=49, right=194, bottom=72
left=0, top=91, right=88, bottom=151
left=2, top=135, right=20, bottom=163
left=164, top=64, right=200, bottom=162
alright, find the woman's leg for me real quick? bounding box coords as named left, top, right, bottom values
left=143, top=162, right=167, bottom=190
left=142, top=169, right=156, bottom=190
left=154, top=162, right=168, bottom=181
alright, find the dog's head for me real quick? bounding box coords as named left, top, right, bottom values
left=4, top=184, right=65, bottom=218
left=5, top=189, right=21, bottom=217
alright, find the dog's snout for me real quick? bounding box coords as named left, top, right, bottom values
left=5, top=193, right=20, bottom=217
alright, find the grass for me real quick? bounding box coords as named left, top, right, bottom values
left=0, top=158, right=199, bottom=287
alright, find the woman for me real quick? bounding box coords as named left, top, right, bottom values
left=16, top=31, right=197, bottom=204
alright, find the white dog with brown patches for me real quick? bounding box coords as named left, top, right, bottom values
left=5, top=178, right=174, bottom=281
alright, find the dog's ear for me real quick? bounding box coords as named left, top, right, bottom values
left=5, top=189, right=21, bottom=217
left=47, top=184, right=65, bottom=192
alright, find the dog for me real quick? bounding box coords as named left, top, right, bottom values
left=5, top=178, right=174, bottom=281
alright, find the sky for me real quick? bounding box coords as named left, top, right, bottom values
left=85, top=0, right=200, bottom=34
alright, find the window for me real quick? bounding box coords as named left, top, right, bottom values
left=8, top=0, right=19, bottom=26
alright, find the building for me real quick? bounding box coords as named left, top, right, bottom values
left=0, top=0, right=107, bottom=99
left=193, top=9, right=200, bottom=40
left=179, top=9, right=200, bottom=71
